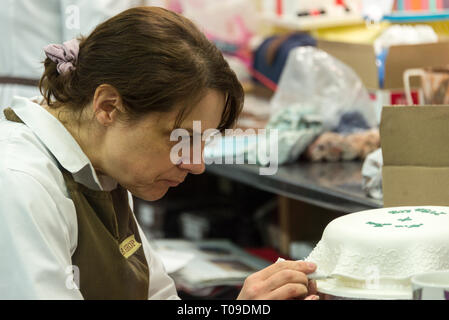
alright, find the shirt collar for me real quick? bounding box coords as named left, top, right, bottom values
left=11, top=96, right=116, bottom=191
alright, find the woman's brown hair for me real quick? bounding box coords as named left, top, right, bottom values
left=39, top=6, right=243, bottom=131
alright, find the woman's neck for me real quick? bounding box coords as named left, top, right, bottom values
left=41, top=102, right=107, bottom=176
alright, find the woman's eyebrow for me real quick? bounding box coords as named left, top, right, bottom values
left=182, top=128, right=194, bottom=134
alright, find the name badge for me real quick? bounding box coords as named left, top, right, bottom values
left=119, top=234, right=142, bottom=259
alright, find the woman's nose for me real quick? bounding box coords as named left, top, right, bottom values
left=175, top=140, right=206, bottom=174
left=178, top=160, right=206, bottom=175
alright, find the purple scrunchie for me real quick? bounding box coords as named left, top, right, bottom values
left=44, top=39, right=80, bottom=75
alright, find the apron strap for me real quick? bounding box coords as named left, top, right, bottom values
left=3, top=107, right=75, bottom=180
left=3, top=107, right=24, bottom=123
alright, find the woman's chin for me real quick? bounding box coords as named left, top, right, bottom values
left=130, top=186, right=169, bottom=201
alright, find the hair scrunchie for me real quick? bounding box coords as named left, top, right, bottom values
left=43, top=39, right=80, bottom=75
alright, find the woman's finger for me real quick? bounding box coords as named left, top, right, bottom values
left=308, top=279, right=318, bottom=295
left=264, top=269, right=309, bottom=292
left=304, top=295, right=320, bottom=300
left=255, top=260, right=317, bottom=281
left=266, top=283, right=309, bottom=300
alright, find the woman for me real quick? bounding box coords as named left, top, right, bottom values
left=0, top=7, right=318, bottom=300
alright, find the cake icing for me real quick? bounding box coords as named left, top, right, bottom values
left=306, top=206, right=449, bottom=298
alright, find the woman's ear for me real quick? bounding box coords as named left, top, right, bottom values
left=92, top=84, right=125, bottom=126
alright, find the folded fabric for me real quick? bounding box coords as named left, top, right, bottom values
left=204, top=105, right=323, bottom=167
left=262, top=106, right=323, bottom=165
left=305, top=129, right=380, bottom=162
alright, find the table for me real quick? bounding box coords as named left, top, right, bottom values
left=206, top=161, right=383, bottom=214
left=207, top=161, right=383, bottom=254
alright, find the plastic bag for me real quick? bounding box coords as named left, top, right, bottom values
left=270, top=46, right=378, bottom=131
left=361, top=148, right=383, bottom=200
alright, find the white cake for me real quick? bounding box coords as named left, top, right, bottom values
left=306, top=206, right=449, bottom=299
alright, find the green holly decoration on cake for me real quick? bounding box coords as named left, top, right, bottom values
left=414, top=208, right=447, bottom=216
left=407, top=224, right=424, bottom=228
left=365, top=207, right=449, bottom=229
left=415, top=208, right=431, bottom=213
left=367, top=221, right=424, bottom=229
left=388, top=210, right=411, bottom=215
left=366, top=222, right=392, bottom=228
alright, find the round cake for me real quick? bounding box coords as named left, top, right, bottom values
left=305, top=206, right=449, bottom=299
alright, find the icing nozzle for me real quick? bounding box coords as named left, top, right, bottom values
left=307, top=272, right=331, bottom=281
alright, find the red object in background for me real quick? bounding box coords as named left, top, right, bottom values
left=248, top=66, right=278, bottom=92
left=390, top=90, right=419, bottom=104
left=335, top=0, right=351, bottom=12
left=276, top=0, right=283, bottom=16
left=245, top=248, right=290, bottom=263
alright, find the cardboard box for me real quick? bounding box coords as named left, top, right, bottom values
left=317, top=40, right=449, bottom=121
left=317, top=40, right=449, bottom=90
left=380, top=105, right=449, bottom=207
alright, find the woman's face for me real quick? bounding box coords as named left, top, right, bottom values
left=98, top=89, right=226, bottom=201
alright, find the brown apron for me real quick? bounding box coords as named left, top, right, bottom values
left=3, top=108, right=149, bottom=300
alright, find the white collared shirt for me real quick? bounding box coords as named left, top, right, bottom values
left=0, top=96, right=179, bottom=300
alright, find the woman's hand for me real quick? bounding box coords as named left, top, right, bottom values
left=237, top=260, right=319, bottom=300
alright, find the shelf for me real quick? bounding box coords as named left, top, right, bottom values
left=260, top=13, right=366, bottom=31
left=383, top=10, right=449, bottom=22
left=206, top=161, right=382, bottom=213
